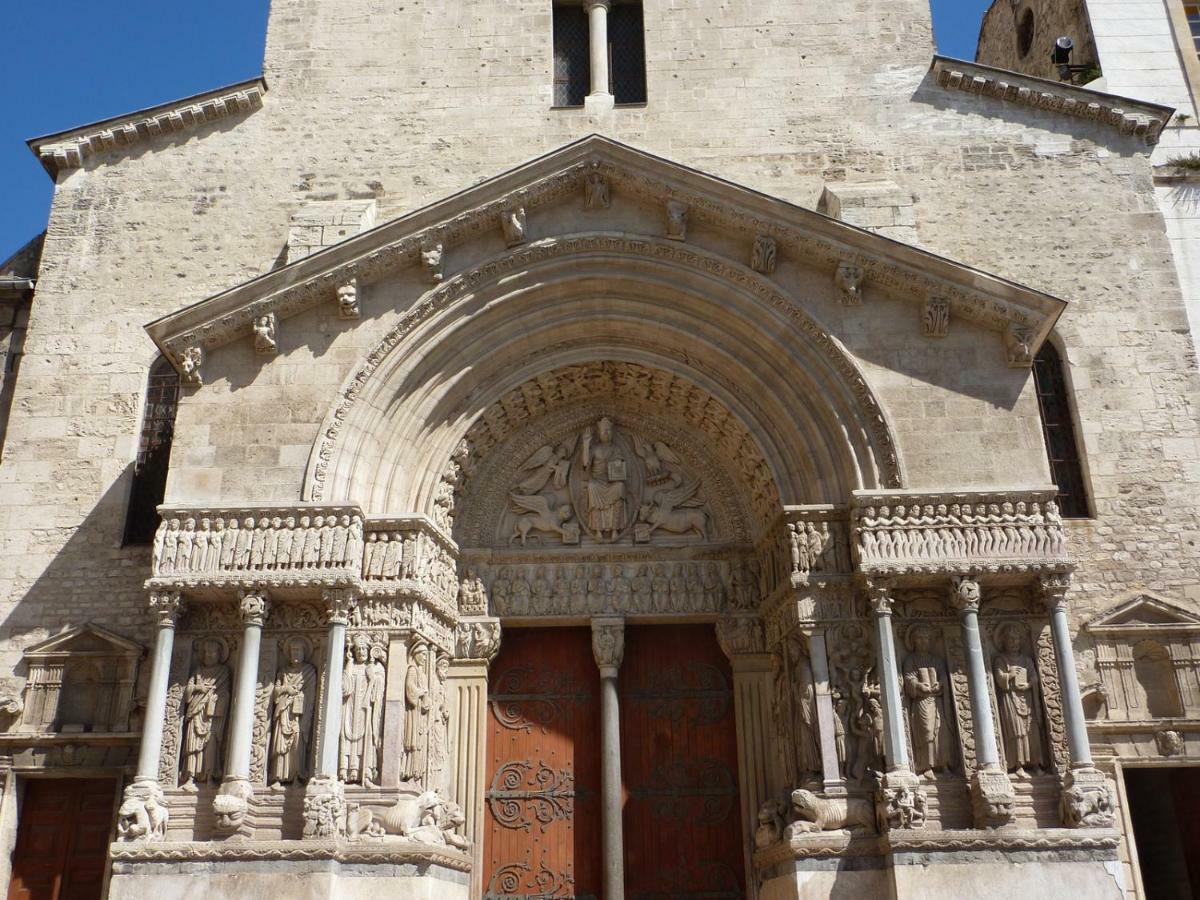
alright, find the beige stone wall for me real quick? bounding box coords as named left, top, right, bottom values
left=0, top=0, right=1197, bottom=698
left=976, top=0, right=1099, bottom=80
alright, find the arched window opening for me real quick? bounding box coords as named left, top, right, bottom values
left=1032, top=341, right=1090, bottom=518
left=1017, top=8, right=1035, bottom=58
left=124, top=356, right=179, bottom=545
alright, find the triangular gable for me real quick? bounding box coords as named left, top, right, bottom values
left=1087, top=592, right=1200, bottom=632
left=146, top=134, right=1067, bottom=382
left=23, top=623, right=143, bottom=659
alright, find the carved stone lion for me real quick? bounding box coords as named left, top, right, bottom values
left=347, top=789, right=471, bottom=850
left=788, top=788, right=876, bottom=834
left=116, top=795, right=169, bottom=842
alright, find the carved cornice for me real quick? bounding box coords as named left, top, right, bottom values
left=28, top=78, right=267, bottom=177
left=108, top=839, right=471, bottom=870
left=930, top=57, right=1171, bottom=145
left=850, top=488, right=1071, bottom=579
left=145, top=136, right=1064, bottom=376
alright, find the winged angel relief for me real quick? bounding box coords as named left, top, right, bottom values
left=505, top=417, right=712, bottom=545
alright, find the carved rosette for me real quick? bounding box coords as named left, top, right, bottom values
left=149, top=591, right=184, bottom=627
left=716, top=614, right=765, bottom=657
left=455, top=619, right=501, bottom=664
left=591, top=620, right=625, bottom=675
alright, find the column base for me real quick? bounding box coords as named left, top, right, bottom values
left=584, top=92, right=615, bottom=114
left=214, top=777, right=254, bottom=835
left=970, top=768, right=1016, bottom=828
left=876, top=770, right=927, bottom=831
left=116, top=778, right=169, bottom=843
left=1061, top=767, right=1117, bottom=828
left=303, top=775, right=347, bottom=839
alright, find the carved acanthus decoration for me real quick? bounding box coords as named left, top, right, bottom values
left=1034, top=624, right=1070, bottom=774
left=666, top=200, right=688, bottom=240
left=501, top=206, right=527, bottom=246
left=852, top=490, right=1070, bottom=576
left=922, top=295, right=949, bottom=338
left=485, top=559, right=732, bottom=617
left=254, top=312, right=278, bottom=354
left=180, top=637, right=231, bottom=789
left=339, top=632, right=386, bottom=786
left=584, top=169, right=610, bottom=209
left=337, top=279, right=360, bottom=319
left=751, top=234, right=777, bottom=275
left=324, top=588, right=359, bottom=626
left=179, top=346, right=203, bottom=387
left=951, top=577, right=980, bottom=613
left=420, top=243, right=444, bottom=283
left=455, top=619, right=501, bottom=663
left=835, top=262, right=864, bottom=306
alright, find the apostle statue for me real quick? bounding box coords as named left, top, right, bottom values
left=428, top=654, right=451, bottom=790
left=340, top=633, right=385, bottom=786
left=902, top=625, right=953, bottom=775
left=180, top=638, right=230, bottom=789
left=993, top=623, right=1044, bottom=775
left=580, top=417, right=626, bottom=542
left=402, top=643, right=433, bottom=783
left=269, top=637, right=317, bottom=787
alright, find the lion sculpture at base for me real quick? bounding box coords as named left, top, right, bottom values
left=788, top=788, right=877, bottom=834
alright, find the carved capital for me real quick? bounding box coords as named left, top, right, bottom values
left=1040, top=572, right=1072, bottom=611
left=455, top=618, right=501, bottom=663
left=237, top=591, right=271, bottom=628
left=865, top=580, right=894, bottom=616
left=591, top=618, right=625, bottom=673
left=584, top=0, right=612, bottom=10
left=716, top=614, right=765, bottom=658
left=322, top=588, right=359, bottom=625
left=179, top=346, right=203, bottom=387
left=148, top=591, right=184, bottom=628
left=950, top=576, right=981, bottom=614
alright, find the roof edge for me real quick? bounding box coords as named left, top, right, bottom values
left=929, top=55, right=1174, bottom=144
left=27, top=76, right=268, bottom=178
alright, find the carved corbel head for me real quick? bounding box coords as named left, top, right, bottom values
left=1004, top=322, right=1036, bottom=367
left=501, top=206, right=527, bottom=247
left=421, top=243, right=444, bottom=283
left=835, top=262, right=864, bottom=306
left=178, top=346, right=203, bottom=387
left=336, top=279, right=360, bottom=319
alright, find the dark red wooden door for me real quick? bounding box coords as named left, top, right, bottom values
left=621, top=625, right=744, bottom=899
left=484, top=628, right=602, bottom=899
left=8, top=778, right=116, bottom=900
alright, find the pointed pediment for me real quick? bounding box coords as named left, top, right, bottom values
left=1087, top=592, right=1200, bottom=632
left=146, top=134, right=1066, bottom=382
left=23, top=623, right=144, bottom=660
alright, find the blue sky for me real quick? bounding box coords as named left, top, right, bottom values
left=0, top=0, right=991, bottom=264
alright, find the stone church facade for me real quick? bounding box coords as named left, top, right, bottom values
left=1, top=1, right=1198, bottom=898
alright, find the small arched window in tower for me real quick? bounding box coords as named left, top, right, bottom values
left=1032, top=341, right=1089, bottom=518
left=1017, top=8, right=1035, bottom=59
left=124, top=356, right=179, bottom=545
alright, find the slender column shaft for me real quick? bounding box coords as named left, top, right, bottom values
left=225, top=594, right=269, bottom=784
left=869, top=587, right=910, bottom=772
left=808, top=631, right=845, bottom=792
left=586, top=0, right=612, bottom=97
left=317, top=619, right=348, bottom=778
left=592, top=618, right=625, bottom=900
left=135, top=593, right=182, bottom=782
left=957, top=598, right=1001, bottom=769
left=1049, top=597, right=1093, bottom=767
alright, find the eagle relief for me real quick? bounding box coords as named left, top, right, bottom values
left=503, top=417, right=712, bottom=546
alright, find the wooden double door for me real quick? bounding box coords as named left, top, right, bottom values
left=8, top=778, right=116, bottom=900
left=483, top=625, right=744, bottom=899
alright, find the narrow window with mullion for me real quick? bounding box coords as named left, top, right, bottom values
left=1032, top=342, right=1090, bottom=518
left=553, top=3, right=590, bottom=107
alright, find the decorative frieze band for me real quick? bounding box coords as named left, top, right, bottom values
left=850, top=488, right=1070, bottom=577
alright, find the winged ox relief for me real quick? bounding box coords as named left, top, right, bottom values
left=502, top=418, right=713, bottom=546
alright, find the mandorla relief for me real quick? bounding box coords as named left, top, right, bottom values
left=503, top=417, right=713, bottom=546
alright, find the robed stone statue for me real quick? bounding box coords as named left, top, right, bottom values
left=993, top=623, right=1044, bottom=775
left=269, top=637, right=317, bottom=786
left=181, top=638, right=230, bottom=789
left=340, top=633, right=385, bottom=786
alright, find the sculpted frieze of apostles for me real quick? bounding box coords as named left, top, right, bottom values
left=500, top=416, right=714, bottom=547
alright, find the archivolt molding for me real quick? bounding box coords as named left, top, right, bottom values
left=305, top=234, right=905, bottom=511
left=148, top=138, right=1064, bottom=374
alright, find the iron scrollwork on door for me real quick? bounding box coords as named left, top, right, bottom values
left=628, top=660, right=730, bottom=725
left=487, top=760, right=583, bottom=831
left=484, top=862, right=599, bottom=900
left=490, top=666, right=593, bottom=732
left=629, top=758, right=737, bottom=825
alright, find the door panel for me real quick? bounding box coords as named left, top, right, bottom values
left=8, top=778, right=116, bottom=900
left=484, top=628, right=602, bottom=899
left=620, top=625, right=744, bottom=900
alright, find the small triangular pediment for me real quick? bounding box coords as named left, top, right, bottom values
left=1087, top=592, right=1200, bottom=631
left=146, top=135, right=1066, bottom=380
left=23, top=623, right=144, bottom=660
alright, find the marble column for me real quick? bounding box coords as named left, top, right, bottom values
left=807, top=630, right=846, bottom=796
left=717, top=615, right=773, bottom=900
left=950, top=577, right=1015, bottom=827
left=1041, top=574, right=1115, bottom=828
left=303, top=588, right=358, bottom=839
left=214, top=590, right=270, bottom=832
left=584, top=0, right=615, bottom=113
left=866, top=580, right=925, bottom=829
left=450, top=618, right=501, bottom=899
left=115, top=591, right=182, bottom=843
left=592, top=617, right=625, bottom=900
